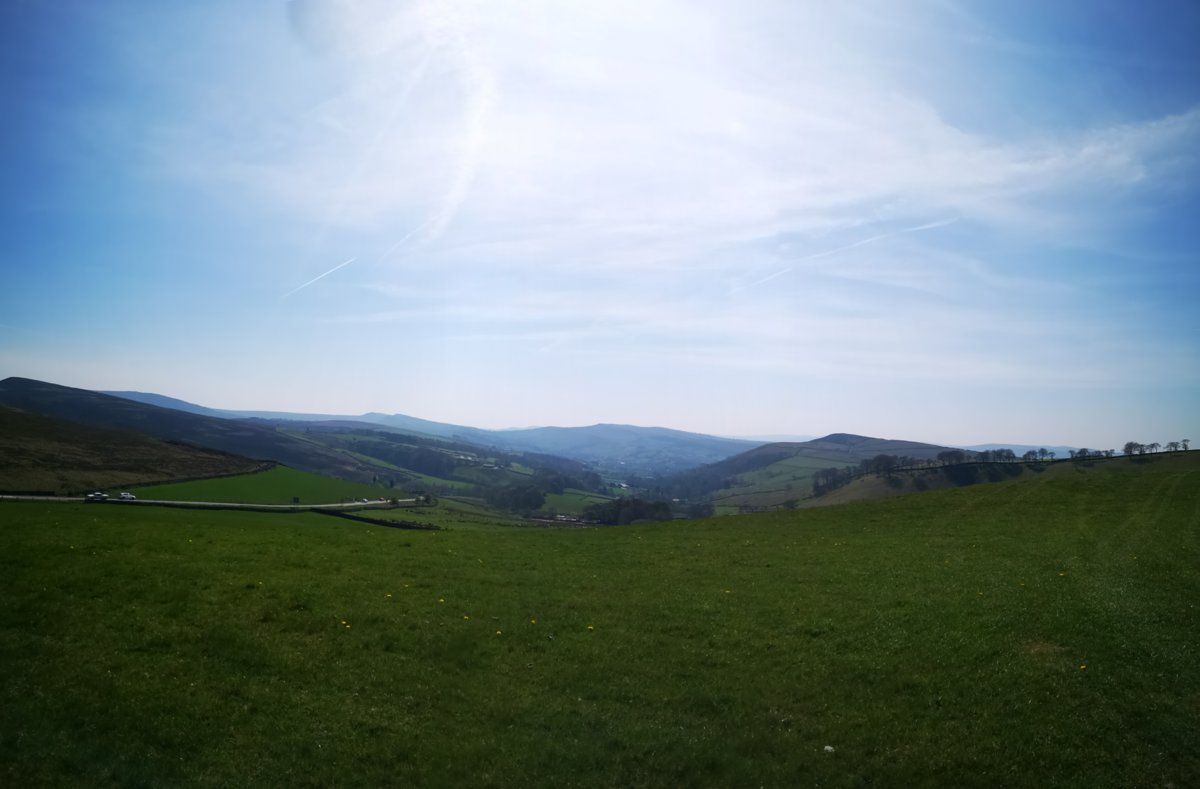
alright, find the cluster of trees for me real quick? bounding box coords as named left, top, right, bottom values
left=1124, top=440, right=1189, bottom=456
left=974, top=449, right=1018, bottom=462
left=581, top=497, right=673, bottom=525
left=1068, top=448, right=1114, bottom=460
left=812, top=454, right=921, bottom=496
left=483, top=482, right=547, bottom=512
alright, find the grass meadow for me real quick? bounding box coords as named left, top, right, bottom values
left=1, top=454, right=1197, bottom=786
left=126, top=465, right=388, bottom=505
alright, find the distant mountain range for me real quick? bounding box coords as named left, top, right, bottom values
left=9, top=378, right=1081, bottom=489
left=101, top=389, right=758, bottom=475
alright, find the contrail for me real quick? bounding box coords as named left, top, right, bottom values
left=730, top=267, right=793, bottom=293
left=378, top=221, right=432, bottom=263
left=731, top=216, right=959, bottom=293
left=282, top=257, right=356, bottom=299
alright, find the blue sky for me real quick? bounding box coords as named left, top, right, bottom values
left=2, top=0, right=1197, bottom=447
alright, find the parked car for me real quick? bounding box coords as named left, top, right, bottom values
left=118, top=492, right=136, bottom=501
left=84, top=492, right=108, bottom=502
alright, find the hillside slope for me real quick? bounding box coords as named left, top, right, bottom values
left=103, top=389, right=759, bottom=475
left=0, top=378, right=381, bottom=482
left=483, top=423, right=757, bottom=475
left=0, top=405, right=264, bottom=493
left=660, top=432, right=972, bottom=510
left=805, top=452, right=1192, bottom=509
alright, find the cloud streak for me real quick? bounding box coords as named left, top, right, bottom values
left=282, top=257, right=356, bottom=299
left=731, top=217, right=960, bottom=292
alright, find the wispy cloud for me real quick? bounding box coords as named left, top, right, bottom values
left=92, top=0, right=1199, bottom=439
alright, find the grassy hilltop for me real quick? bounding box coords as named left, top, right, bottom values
left=1, top=453, right=1197, bottom=786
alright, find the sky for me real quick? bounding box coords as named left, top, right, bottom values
left=1, top=0, right=1198, bottom=447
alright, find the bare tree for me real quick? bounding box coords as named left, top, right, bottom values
left=1166, top=441, right=1180, bottom=453
left=1184, top=439, right=1191, bottom=451
left=1148, top=442, right=1161, bottom=454
left=1123, top=441, right=1140, bottom=457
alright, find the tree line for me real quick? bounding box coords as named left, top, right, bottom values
left=1123, top=440, right=1189, bottom=456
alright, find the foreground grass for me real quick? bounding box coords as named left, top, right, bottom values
left=128, top=465, right=388, bottom=504
left=1, top=455, right=1197, bottom=786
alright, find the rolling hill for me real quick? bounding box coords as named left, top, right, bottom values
left=0, top=405, right=264, bottom=494
left=658, top=432, right=973, bottom=511
left=103, top=389, right=759, bottom=475
left=5, top=378, right=617, bottom=509
left=0, top=378, right=385, bottom=482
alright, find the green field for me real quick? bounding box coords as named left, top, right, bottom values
left=710, top=454, right=849, bottom=511
left=127, top=465, right=389, bottom=504
left=542, top=487, right=616, bottom=514
left=2, top=454, right=1197, bottom=785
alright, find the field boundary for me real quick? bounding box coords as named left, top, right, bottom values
left=310, top=509, right=440, bottom=531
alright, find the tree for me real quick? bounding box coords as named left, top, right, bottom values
left=1184, top=439, right=1191, bottom=451
left=1148, top=442, right=1161, bottom=454
left=1123, top=441, right=1140, bottom=457
left=1047, top=451, right=1056, bottom=460
left=1166, top=441, right=1180, bottom=453
left=1037, top=448, right=1048, bottom=461
left=1022, top=450, right=1038, bottom=462
left=937, top=450, right=966, bottom=466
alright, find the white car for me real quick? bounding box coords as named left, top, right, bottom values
left=119, top=492, right=137, bottom=501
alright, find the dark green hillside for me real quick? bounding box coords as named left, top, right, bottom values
left=0, top=406, right=263, bottom=494
left=1, top=453, right=1196, bottom=786
left=0, top=378, right=384, bottom=482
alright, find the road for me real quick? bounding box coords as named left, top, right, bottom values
left=0, top=495, right=418, bottom=513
